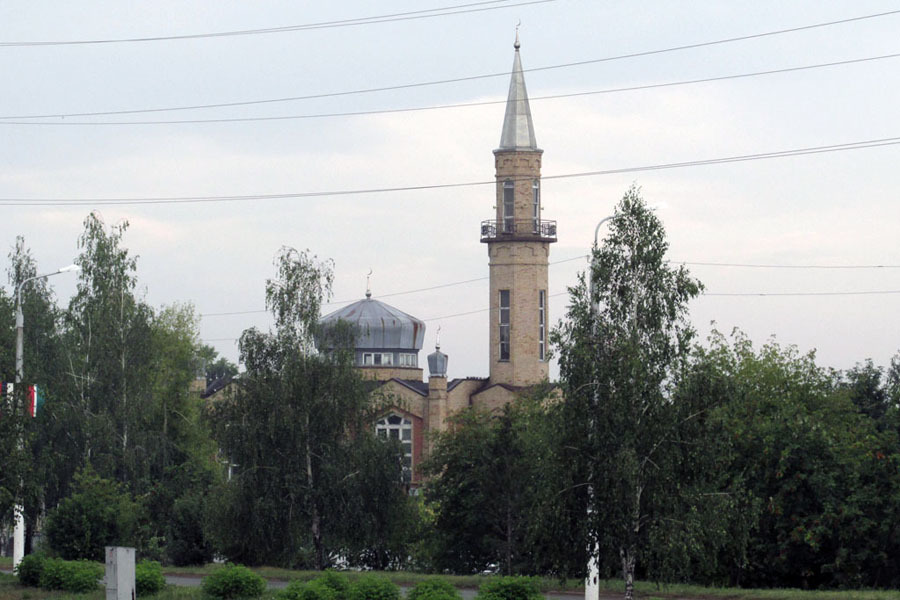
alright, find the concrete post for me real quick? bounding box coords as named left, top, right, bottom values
left=105, top=546, right=136, bottom=600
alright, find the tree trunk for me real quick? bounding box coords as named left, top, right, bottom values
left=621, top=546, right=636, bottom=600
left=304, top=413, right=324, bottom=570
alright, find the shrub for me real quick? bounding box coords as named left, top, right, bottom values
left=474, top=577, right=541, bottom=600
left=202, top=564, right=266, bottom=599
left=44, top=468, right=143, bottom=561
left=167, top=491, right=215, bottom=566
left=316, top=571, right=350, bottom=597
left=39, top=558, right=103, bottom=593
left=136, top=560, right=166, bottom=596
left=406, top=578, right=461, bottom=600
left=15, top=552, right=47, bottom=587
left=278, top=579, right=337, bottom=600
left=348, top=575, right=399, bottom=600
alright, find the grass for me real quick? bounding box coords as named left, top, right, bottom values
left=5, top=561, right=900, bottom=600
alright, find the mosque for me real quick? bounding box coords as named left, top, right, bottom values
left=317, top=36, right=556, bottom=485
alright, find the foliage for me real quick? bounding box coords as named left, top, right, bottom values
left=424, top=398, right=560, bottom=576
left=207, top=247, right=411, bottom=569
left=691, top=332, right=900, bottom=589
left=553, top=186, right=717, bottom=597
left=14, top=552, right=47, bottom=587
left=347, top=575, right=399, bottom=600
left=474, top=577, right=541, bottom=600
left=278, top=579, right=338, bottom=600
left=38, top=558, right=103, bottom=593
left=201, top=565, right=266, bottom=599
left=44, top=467, right=144, bottom=561
left=405, top=578, right=462, bottom=600
left=167, top=487, right=216, bottom=566
left=137, top=560, right=167, bottom=596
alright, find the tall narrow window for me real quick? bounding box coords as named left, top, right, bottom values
left=499, top=289, right=511, bottom=361
left=532, top=180, right=540, bottom=233
left=538, top=290, right=546, bottom=361
left=376, top=414, right=413, bottom=483
left=503, top=180, right=515, bottom=233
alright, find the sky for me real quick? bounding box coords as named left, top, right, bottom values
left=2, top=0, right=899, bottom=381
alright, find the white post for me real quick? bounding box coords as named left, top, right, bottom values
left=585, top=216, right=613, bottom=600
left=105, top=546, right=136, bottom=600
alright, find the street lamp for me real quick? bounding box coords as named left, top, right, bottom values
left=584, top=217, right=612, bottom=600
left=12, top=263, right=79, bottom=569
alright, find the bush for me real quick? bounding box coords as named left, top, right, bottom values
left=39, top=558, right=103, bottom=593
left=14, top=552, right=47, bottom=587
left=348, top=575, right=399, bottom=600
left=406, top=579, right=461, bottom=600
left=45, top=468, right=143, bottom=561
left=316, top=571, right=350, bottom=597
left=474, top=577, right=541, bottom=600
left=278, top=579, right=337, bottom=600
left=136, top=560, right=166, bottom=596
left=168, top=491, right=215, bottom=566
left=202, top=564, right=267, bottom=599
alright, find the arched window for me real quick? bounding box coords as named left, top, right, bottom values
left=532, top=179, right=540, bottom=233
left=376, top=414, right=413, bottom=483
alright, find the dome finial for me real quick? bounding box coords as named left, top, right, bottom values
left=514, top=21, right=521, bottom=50
left=365, top=268, right=373, bottom=298
left=436, top=326, right=442, bottom=350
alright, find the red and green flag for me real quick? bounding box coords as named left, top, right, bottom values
left=27, top=385, right=44, bottom=417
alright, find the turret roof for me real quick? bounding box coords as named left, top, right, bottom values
left=497, top=34, right=539, bottom=152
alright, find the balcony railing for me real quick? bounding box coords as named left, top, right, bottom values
left=480, top=219, right=557, bottom=242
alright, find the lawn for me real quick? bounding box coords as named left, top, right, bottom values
left=3, top=561, right=900, bottom=600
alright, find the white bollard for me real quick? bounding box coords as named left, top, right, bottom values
left=105, top=546, right=136, bottom=600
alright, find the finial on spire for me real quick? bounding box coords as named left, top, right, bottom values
left=514, top=21, right=521, bottom=50
left=365, top=268, right=373, bottom=298
left=436, top=326, right=442, bottom=350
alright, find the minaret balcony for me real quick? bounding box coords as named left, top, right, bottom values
left=480, top=219, right=557, bottom=243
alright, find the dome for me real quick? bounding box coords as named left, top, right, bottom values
left=318, top=297, right=425, bottom=351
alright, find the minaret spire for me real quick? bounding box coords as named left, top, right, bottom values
left=498, top=30, right=538, bottom=151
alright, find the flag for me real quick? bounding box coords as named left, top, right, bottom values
left=27, top=385, right=44, bottom=418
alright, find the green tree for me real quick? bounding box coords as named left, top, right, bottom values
left=44, top=467, right=144, bottom=561
left=208, top=247, right=410, bottom=569
left=698, top=332, right=900, bottom=588
left=553, top=186, right=721, bottom=598
left=425, top=401, right=543, bottom=575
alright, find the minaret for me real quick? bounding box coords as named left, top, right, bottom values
left=481, top=34, right=555, bottom=387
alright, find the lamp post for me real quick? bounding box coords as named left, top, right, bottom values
left=12, top=263, right=79, bottom=569
left=585, top=215, right=613, bottom=600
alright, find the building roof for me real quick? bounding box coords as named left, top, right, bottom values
left=497, top=35, right=539, bottom=152
left=318, top=296, right=425, bottom=351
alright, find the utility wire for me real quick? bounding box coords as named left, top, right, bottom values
left=4, top=8, right=899, bottom=119
left=201, top=286, right=900, bottom=342
left=0, top=1, right=550, bottom=47
left=200, top=257, right=900, bottom=318
left=5, top=51, right=900, bottom=126
left=3, top=135, right=900, bottom=206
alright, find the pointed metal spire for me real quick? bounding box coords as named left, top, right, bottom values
left=497, top=30, right=538, bottom=152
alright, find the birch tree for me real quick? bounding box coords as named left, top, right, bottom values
left=208, top=247, right=411, bottom=569
left=554, top=186, right=722, bottom=598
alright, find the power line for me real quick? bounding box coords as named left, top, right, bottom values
left=201, top=286, right=900, bottom=342
left=6, top=51, right=900, bottom=126
left=199, top=256, right=900, bottom=318
left=5, top=8, right=899, bottom=119
left=3, top=135, right=900, bottom=206
left=0, top=1, right=551, bottom=47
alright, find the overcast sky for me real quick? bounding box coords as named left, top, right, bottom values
left=2, top=0, right=899, bottom=380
